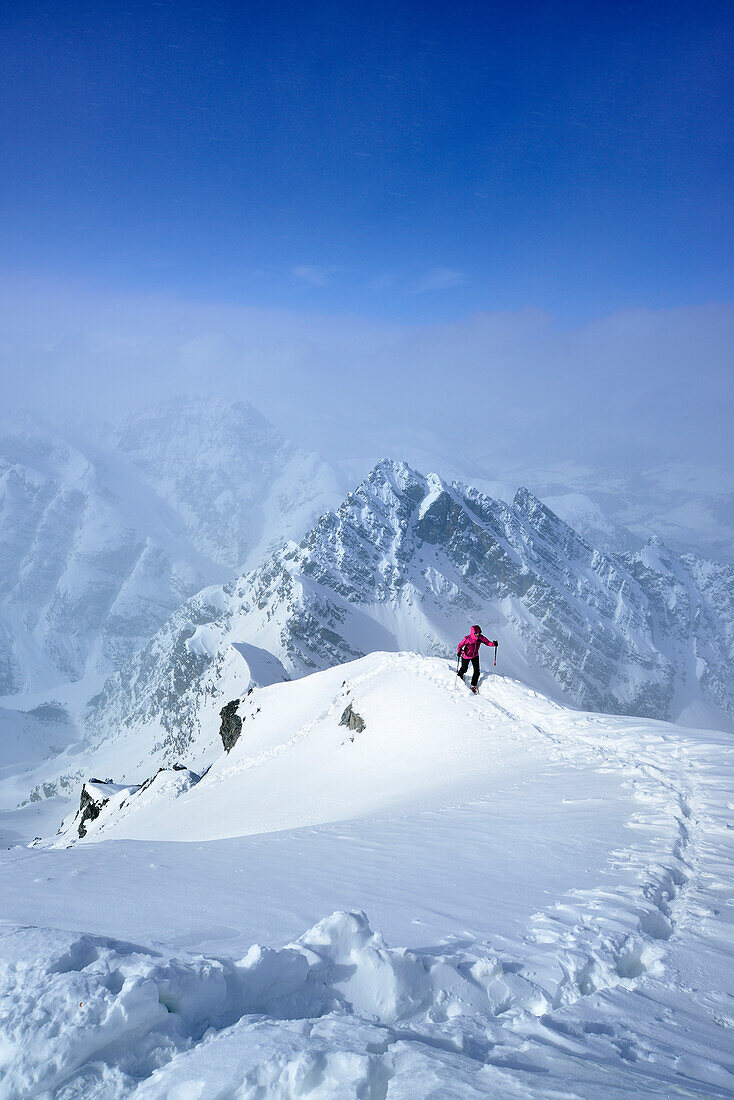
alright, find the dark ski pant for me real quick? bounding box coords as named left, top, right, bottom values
left=458, top=656, right=480, bottom=688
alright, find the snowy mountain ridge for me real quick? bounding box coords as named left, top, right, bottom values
left=78, top=458, right=734, bottom=788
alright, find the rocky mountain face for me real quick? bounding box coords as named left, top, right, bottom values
left=84, top=460, right=734, bottom=769
left=0, top=400, right=343, bottom=697
left=474, top=460, right=734, bottom=567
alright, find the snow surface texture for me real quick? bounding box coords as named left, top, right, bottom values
left=0, top=398, right=343, bottom=698
left=2, top=655, right=733, bottom=1097
left=84, top=460, right=734, bottom=790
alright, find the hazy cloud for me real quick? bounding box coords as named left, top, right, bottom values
left=416, top=268, right=467, bottom=293
left=0, top=277, right=731, bottom=482
left=291, top=265, right=330, bottom=287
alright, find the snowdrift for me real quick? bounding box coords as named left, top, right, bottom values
left=0, top=910, right=554, bottom=1099
left=3, top=652, right=734, bottom=1097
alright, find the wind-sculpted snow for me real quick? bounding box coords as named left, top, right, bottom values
left=0, top=911, right=560, bottom=1098
left=3, top=655, right=734, bottom=1096
left=0, top=880, right=701, bottom=1100
left=85, top=460, right=734, bottom=765
left=2, top=714, right=732, bottom=1100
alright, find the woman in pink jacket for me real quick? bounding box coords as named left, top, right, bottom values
left=457, top=625, right=498, bottom=693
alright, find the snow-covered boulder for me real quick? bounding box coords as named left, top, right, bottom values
left=54, top=766, right=201, bottom=846
left=75, top=780, right=138, bottom=840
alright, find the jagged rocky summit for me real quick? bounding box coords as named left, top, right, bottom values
left=339, top=703, right=366, bottom=737
left=81, top=459, right=734, bottom=769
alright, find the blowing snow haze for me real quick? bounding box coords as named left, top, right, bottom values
left=2, top=2, right=734, bottom=1097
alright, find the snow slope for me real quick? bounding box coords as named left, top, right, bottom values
left=58, top=654, right=577, bottom=843
left=83, top=460, right=734, bottom=787
left=0, top=701, right=80, bottom=845
left=1, top=654, right=733, bottom=1097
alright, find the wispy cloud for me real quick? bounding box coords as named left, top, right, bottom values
left=368, top=272, right=400, bottom=291
left=0, top=277, right=730, bottom=478
left=291, top=265, right=330, bottom=287
left=416, top=268, right=467, bottom=293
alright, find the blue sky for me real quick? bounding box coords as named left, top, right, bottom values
left=0, top=1, right=732, bottom=475
left=2, top=0, right=731, bottom=323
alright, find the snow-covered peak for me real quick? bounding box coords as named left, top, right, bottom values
left=512, top=484, right=594, bottom=553
left=638, top=534, right=677, bottom=573
left=113, top=394, right=281, bottom=465
left=364, top=456, right=425, bottom=490
left=0, top=412, right=93, bottom=490
left=112, top=394, right=345, bottom=571
left=0, top=399, right=345, bottom=700
left=80, top=458, right=734, bottom=786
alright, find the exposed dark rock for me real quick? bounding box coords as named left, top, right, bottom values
left=219, top=699, right=243, bottom=752
left=73, top=767, right=199, bottom=840
left=24, top=701, right=71, bottom=724
left=77, top=783, right=110, bottom=838
left=27, top=774, right=81, bottom=803
left=339, top=703, right=366, bottom=735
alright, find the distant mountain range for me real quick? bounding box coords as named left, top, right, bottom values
left=3, top=400, right=733, bottom=817
left=0, top=397, right=344, bottom=697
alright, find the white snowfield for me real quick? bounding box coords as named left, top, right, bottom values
left=1, top=654, right=733, bottom=1098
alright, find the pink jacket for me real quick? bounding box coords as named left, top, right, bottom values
left=457, top=628, right=496, bottom=660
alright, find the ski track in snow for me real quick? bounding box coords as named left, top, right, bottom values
left=1, top=662, right=733, bottom=1097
